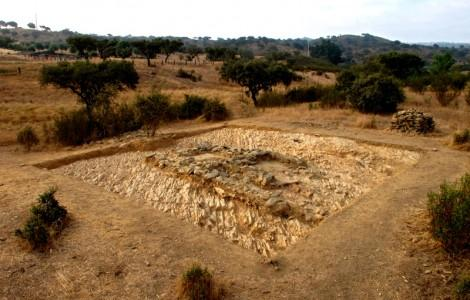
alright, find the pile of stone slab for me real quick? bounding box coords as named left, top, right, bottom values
left=391, top=109, right=435, bottom=134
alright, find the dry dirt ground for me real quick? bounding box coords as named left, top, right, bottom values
left=1, top=55, right=470, bottom=299
left=1, top=120, right=469, bottom=299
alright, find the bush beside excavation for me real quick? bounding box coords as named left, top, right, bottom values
left=15, top=187, right=68, bottom=250
left=17, top=126, right=39, bottom=151
left=428, top=174, right=470, bottom=253
left=177, top=264, right=224, bottom=300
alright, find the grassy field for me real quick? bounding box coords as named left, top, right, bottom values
left=0, top=54, right=469, bottom=146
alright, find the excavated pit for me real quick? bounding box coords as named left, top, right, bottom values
left=57, top=128, right=420, bottom=256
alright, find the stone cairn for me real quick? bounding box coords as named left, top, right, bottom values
left=391, top=109, right=435, bottom=134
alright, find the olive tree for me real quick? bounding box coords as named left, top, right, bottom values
left=220, top=59, right=299, bottom=106
left=40, top=61, right=139, bottom=126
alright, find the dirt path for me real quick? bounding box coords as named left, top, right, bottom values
left=1, top=121, right=469, bottom=299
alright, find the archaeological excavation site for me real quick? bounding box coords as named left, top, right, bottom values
left=56, top=127, right=420, bottom=257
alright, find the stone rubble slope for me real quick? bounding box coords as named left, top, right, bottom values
left=57, top=128, right=420, bottom=256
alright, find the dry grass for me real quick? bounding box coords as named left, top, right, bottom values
left=1, top=55, right=469, bottom=146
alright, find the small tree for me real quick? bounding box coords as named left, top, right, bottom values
left=377, top=52, right=425, bottom=80
left=220, top=59, right=299, bottom=106
left=27, top=22, right=36, bottom=29
left=135, top=93, right=172, bottom=136
left=66, top=36, right=97, bottom=60
left=161, top=39, right=183, bottom=63
left=349, top=74, right=405, bottom=114
left=132, top=39, right=161, bottom=66
left=6, top=21, right=18, bottom=28
left=185, top=45, right=203, bottom=63
left=96, top=39, right=117, bottom=60
left=17, top=126, right=39, bottom=151
left=40, top=61, right=139, bottom=126
left=115, top=41, right=133, bottom=59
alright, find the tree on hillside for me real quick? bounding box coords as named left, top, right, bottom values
left=161, top=39, right=183, bottom=63
left=6, top=21, right=18, bottom=28
left=377, top=52, right=425, bottom=80
left=27, top=23, right=36, bottom=29
left=132, top=39, right=162, bottom=66
left=39, top=25, right=51, bottom=32
left=310, top=38, right=343, bottom=65
left=40, top=61, right=139, bottom=126
left=66, top=36, right=98, bottom=60
left=0, top=21, right=6, bottom=28
left=220, top=59, right=299, bottom=106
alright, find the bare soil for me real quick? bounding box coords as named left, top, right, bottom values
left=1, top=119, right=469, bottom=299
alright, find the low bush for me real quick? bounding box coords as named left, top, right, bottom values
left=15, top=216, right=49, bottom=250
left=285, top=86, right=319, bottom=103
left=177, top=264, right=224, bottom=300
left=53, top=109, right=92, bottom=146
left=176, top=69, right=202, bottom=82
left=455, top=273, right=470, bottom=300
left=15, top=187, right=68, bottom=250
left=94, top=103, right=142, bottom=139
left=318, top=86, right=346, bottom=108
left=427, top=173, right=470, bottom=253
left=135, top=93, right=172, bottom=136
left=257, top=91, right=288, bottom=107
left=454, top=129, right=470, bottom=145
left=203, top=100, right=229, bottom=121
left=17, top=126, right=39, bottom=151
left=179, top=95, right=208, bottom=119
left=349, top=74, right=405, bottom=114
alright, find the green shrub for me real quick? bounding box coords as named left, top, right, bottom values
left=94, top=103, right=141, bottom=138
left=349, top=74, right=405, bottom=114
left=455, top=273, right=470, bottom=300
left=15, top=187, right=68, bottom=250
left=135, top=93, right=172, bottom=136
left=31, top=187, right=67, bottom=228
left=454, top=129, right=470, bottom=145
left=428, top=174, right=470, bottom=253
left=203, top=100, right=229, bottom=121
left=53, top=109, right=92, bottom=146
left=178, top=265, right=223, bottom=300
left=407, top=74, right=430, bottom=94
left=17, top=126, right=39, bottom=151
left=257, top=91, right=288, bottom=107
left=176, top=69, right=202, bottom=82
left=285, top=86, right=319, bottom=103
left=15, top=216, right=49, bottom=249
left=179, top=95, right=208, bottom=119
left=318, top=86, right=347, bottom=108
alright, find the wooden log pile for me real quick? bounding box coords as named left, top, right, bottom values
left=391, top=109, right=435, bottom=134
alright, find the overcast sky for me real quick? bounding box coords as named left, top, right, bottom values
left=2, top=0, right=469, bottom=42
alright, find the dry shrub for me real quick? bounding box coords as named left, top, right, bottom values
left=453, top=129, right=470, bottom=151
left=17, top=126, right=39, bottom=151
left=428, top=174, right=470, bottom=253
left=455, top=272, right=470, bottom=300
left=177, top=264, right=224, bottom=300
left=15, top=187, right=68, bottom=250
left=355, top=115, right=377, bottom=129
